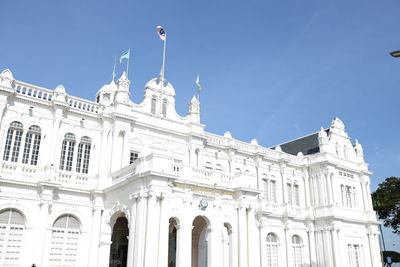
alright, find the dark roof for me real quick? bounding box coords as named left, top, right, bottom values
left=271, top=129, right=329, bottom=156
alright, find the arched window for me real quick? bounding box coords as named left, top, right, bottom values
left=3, top=121, right=23, bottom=162
left=266, top=233, right=278, bottom=267
left=22, top=125, right=41, bottom=165
left=49, top=214, right=80, bottom=266
left=162, top=98, right=167, bottom=117
left=76, top=136, right=91, bottom=174
left=151, top=96, right=157, bottom=115
left=292, top=235, right=303, bottom=267
left=0, top=209, right=25, bottom=265
left=59, top=133, right=76, bottom=171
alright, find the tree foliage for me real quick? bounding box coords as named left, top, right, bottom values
left=372, top=177, right=400, bottom=234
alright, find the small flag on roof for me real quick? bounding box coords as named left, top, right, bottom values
left=196, top=74, right=201, bottom=91
left=119, top=49, right=130, bottom=63
left=156, top=26, right=166, bottom=41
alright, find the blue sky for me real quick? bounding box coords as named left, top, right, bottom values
left=1, top=0, right=399, bottom=249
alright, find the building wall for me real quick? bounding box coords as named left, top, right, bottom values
left=0, top=69, right=381, bottom=267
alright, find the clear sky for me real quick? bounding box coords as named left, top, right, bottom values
left=1, top=0, right=399, bottom=251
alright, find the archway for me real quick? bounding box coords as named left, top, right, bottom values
left=192, top=216, right=210, bottom=267
left=168, top=218, right=178, bottom=267
left=109, top=217, right=129, bottom=267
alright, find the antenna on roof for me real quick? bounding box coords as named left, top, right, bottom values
left=112, top=56, right=116, bottom=82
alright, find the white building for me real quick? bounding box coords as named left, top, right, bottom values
left=0, top=68, right=381, bottom=267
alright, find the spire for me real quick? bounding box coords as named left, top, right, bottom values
left=115, top=72, right=131, bottom=104
left=188, top=94, right=200, bottom=123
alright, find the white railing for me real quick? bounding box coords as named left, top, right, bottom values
left=13, top=81, right=53, bottom=102
left=0, top=161, right=92, bottom=188
left=67, top=95, right=99, bottom=113
left=12, top=80, right=99, bottom=115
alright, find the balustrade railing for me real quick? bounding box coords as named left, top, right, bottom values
left=13, top=81, right=53, bottom=102
left=12, top=80, right=99, bottom=115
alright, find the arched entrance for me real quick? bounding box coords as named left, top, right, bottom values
left=192, top=216, right=210, bottom=267
left=168, top=218, right=178, bottom=267
left=109, top=217, right=129, bottom=267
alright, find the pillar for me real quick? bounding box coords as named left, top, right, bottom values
left=209, top=226, right=223, bottom=267
left=308, top=229, right=317, bottom=267
left=88, top=207, right=103, bottom=267
left=238, top=205, right=248, bottom=267
left=127, top=197, right=138, bottom=267
left=247, top=208, right=260, bottom=267
left=144, top=193, right=160, bottom=266
left=176, top=224, right=192, bottom=267
left=157, top=195, right=169, bottom=267
left=133, top=193, right=147, bottom=267
left=331, top=229, right=340, bottom=267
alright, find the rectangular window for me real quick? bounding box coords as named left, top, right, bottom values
left=66, top=142, right=75, bottom=171
left=293, top=185, right=300, bottom=206
left=76, top=143, right=83, bottom=173
left=130, top=151, right=139, bottom=164
left=82, top=144, right=91, bottom=174
left=30, top=134, right=41, bottom=165
left=11, top=130, right=23, bottom=162
left=59, top=140, right=67, bottom=170
left=22, top=132, right=33, bottom=164
left=3, top=129, right=14, bottom=161
left=270, top=180, right=276, bottom=203
left=287, top=183, right=292, bottom=204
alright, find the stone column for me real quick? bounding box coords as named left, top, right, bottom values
left=280, top=167, right=288, bottom=204
left=247, top=208, right=260, bottom=267
left=157, top=195, right=168, bottom=267
left=259, top=225, right=266, bottom=267
left=36, top=201, right=50, bottom=266
left=337, top=228, right=346, bottom=267
left=126, top=196, right=138, bottom=267
left=303, top=170, right=311, bottom=208
left=373, top=234, right=382, bottom=267
left=324, top=171, right=332, bottom=205
left=307, top=227, right=317, bottom=267
left=231, top=228, right=239, bottom=267
left=88, top=207, right=103, bottom=267
left=144, top=193, right=160, bottom=266
left=98, top=233, right=112, bottom=267
left=176, top=224, right=192, bottom=267
left=360, top=180, right=367, bottom=211
left=331, top=228, right=340, bottom=267
left=133, top=192, right=147, bottom=267
left=209, top=226, right=223, bottom=267
left=323, top=229, right=333, bottom=267
left=237, top=205, right=248, bottom=267
left=284, top=226, right=290, bottom=267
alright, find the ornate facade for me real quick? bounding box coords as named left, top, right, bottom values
left=0, top=68, right=381, bottom=267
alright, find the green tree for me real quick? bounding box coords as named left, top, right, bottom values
left=372, top=177, right=400, bottom=234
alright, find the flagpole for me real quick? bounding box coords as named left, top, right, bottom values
left=126, top=48, right=130, bottom=78
left=160, top=33, right=166, bottom=115
left=112, top=56, right=116, bottom=82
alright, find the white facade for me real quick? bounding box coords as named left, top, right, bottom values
left=0, top=68, right=382, bottom=267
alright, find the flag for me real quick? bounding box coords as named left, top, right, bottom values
left=119, top=49, right=130, bottom=63
left=156, top=26, right=166, bottom=41
left=196, top=74, right=201, bottom=90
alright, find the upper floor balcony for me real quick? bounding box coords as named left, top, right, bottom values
left=111, top=153, right=258, bottom=191
left=0, top=161, right=93, bottom=189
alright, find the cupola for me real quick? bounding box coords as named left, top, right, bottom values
left=96, top=80, right=118, bottom=106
